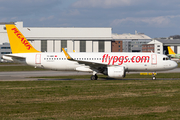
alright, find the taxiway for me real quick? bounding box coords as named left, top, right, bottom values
left=0, top=68, right=180, bottom=81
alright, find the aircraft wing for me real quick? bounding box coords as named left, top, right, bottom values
left=62, top=48, right=107, bottom=72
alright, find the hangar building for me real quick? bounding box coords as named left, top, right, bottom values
left=0, top=21, right=112, bottom=60
left=111, top=33, right=152, bottom=52
left=147, top=39, right=180, bottom=55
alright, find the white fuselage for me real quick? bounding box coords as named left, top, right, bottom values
left=6, top=52, right=177, bottom=73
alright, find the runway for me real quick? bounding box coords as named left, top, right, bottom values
left=0, top=68, right=180, bottom=81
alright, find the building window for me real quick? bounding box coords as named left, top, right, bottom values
left=174, top=46, right=177, bottom=53
left=1, top=47, right=10, bottom=49
left=1, top=52, right=11, bottom=54
left=80, top=41, right=86, bottom=52
left=61, top=40, right=67, bottom=49
left=41, top=40, right=47, bottom=52
left=99, top=41, right=104, bottom=52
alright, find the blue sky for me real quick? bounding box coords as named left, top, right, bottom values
left=1, top=0, right=180, bottom=38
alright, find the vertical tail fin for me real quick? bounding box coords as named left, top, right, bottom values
left=5, top=24, right=40, bottom=54
left=167, top=46, right=175, bottom=55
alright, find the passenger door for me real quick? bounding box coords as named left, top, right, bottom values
left=151, top=54, right=157, bottom=67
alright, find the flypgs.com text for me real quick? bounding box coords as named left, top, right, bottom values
left=11, top=28, right=32, bottom=50
left=102, top=54, right=150, bottom=65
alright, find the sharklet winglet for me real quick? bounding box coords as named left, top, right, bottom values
left=62, top=48, right=73, bottom=60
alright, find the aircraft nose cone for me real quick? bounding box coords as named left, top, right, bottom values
left=172, top=61, right=178, bottom=68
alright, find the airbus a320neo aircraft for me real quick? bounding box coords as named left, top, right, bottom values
left=168, top=46, right=180, bottom=59
left=2, top=24, right=177, bottom=80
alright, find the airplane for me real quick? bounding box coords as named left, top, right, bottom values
left=167, top=46, right=180, bottom=59
left=2, top=24, right=178, bottom=80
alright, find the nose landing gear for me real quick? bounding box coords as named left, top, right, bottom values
left=152, top=72, right=156, bottom=80
left=152, top=76, right=156, bottom=80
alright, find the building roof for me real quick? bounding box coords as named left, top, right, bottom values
left=112, top=33, right=151, bottom=40
left=23, top=27, right=112, bottom=40
left=155, top=39, right=180, bottom=44
left=0, top=22, right=14, bottom=25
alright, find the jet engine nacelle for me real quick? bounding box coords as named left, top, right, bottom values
left=108, top=66, right=126, bottom=78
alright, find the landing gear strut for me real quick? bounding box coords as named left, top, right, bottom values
left=91, top=71, right=98, bottom=80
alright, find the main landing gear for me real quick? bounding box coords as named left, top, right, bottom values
left=91, top=71, right=98, bottom=80
left=91, top=74, right=98, bottom=80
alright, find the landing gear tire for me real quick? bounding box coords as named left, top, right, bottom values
left=91, top=74, right=98, bottom=80
left=152, top=76, right=156, bottom=80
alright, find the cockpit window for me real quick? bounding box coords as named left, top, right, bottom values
left=163, top=57, right=170, bottom=61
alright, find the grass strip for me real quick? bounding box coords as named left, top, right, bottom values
left=1, top=80, right=180, bottom=119
left=0, top=66, right=47, bottom=71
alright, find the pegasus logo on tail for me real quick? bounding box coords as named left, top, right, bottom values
left=11, top=28, right=33, bottom=50
left=6, top=24, right=40, bottom=54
